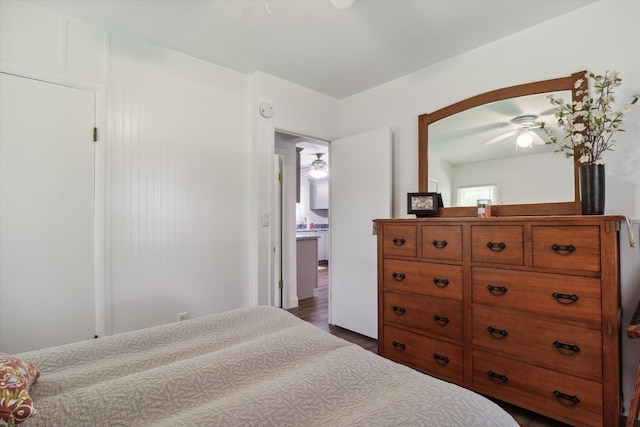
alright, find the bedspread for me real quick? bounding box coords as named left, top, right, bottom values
left=19, top=306, right=518, bottom=426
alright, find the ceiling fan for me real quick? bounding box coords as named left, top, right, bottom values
left=306, top=153, right=329, bottom=178
left=480, top=114, right=553, bottom=148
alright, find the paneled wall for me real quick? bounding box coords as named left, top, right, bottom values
left=1, top=1, right=252, bottom=339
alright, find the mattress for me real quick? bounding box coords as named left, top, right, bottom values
left=18, top=306, right=518, bottom=426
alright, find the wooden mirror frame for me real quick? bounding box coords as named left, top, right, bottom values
left=418, top=71, right=585, bottom=217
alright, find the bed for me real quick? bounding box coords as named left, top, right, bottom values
left=3, top=306, right=518, bottom=426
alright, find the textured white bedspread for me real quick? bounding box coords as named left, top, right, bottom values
left=19, top=306, right=517, bottom=426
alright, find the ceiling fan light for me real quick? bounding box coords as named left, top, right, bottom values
left=309, top=168, right=328, bottom=178
left=516, top=131, right=533, bottom=148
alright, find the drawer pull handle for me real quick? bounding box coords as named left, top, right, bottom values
left=487, top=370, right=508, bottom=384
left=553, top=340, right=581, bottom=355
left=552, top=291, right=579, bottom=304
left=392, top=341, right=406, bottom=351
left=486, top=241, right=506, bottom=251
left=486, top=284, right=508, bottom=295
left=432, top=239, right=448, bottom=249
left=487, top=326, right=508, bottom=339
left=392, top=272, right=406, bottom=281
left=433, top=353, right=449, bottom=365
left=392, top=238, right=406, bottom=246
left=392, top=305, right=406, bottom=315
left=551, top=244, right=576, bottom=255
left=553, top=390, right=580, bottom=406
left=433, top=315, right=450, bottom=326
left=433, top=277, right=449, bottom=287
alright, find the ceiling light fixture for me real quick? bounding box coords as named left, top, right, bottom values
left=516, top=130, right=534, bottom=148
left=309, top=153, right=328, bottom=178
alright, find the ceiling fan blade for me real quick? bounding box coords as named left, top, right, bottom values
left=531, top=127, right=549, bottom=145
left=480, top=129, right=517, bottom=145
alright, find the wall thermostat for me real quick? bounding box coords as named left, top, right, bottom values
left=259, top=103, right=273, bottom=118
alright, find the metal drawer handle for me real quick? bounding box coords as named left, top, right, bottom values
left=432, top=277, right=449, bottom=287
left=392, top=272, right=406, bottom=281
left=487, top=370, right=508, bottom=384
left=553, top=340, right=581, bottom=355
left=552, top=291, right=579, bottom=304
left=486, top=284, right=508, bottom=295
left=432, top=239, right=448, bottom=249
left=433, top=315, right=449, bottom=326
left=553, top=390, right=580, bottom=406
left=392, top=305, right=406, bottom=315
left=433, top=353, right=449, bottom=365
left=487, top=326, right=508, bottom=339
left=393, top=238, right=406, bottom=246
left=486, top=241, right=506, bottom=251
left=551, top=244, right=576, bottom=255
left=392, top=340, right=406, bottom=351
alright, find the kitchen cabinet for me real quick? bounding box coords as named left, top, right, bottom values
left=296, top=236, right=318, bottom=299
left=309, top=179, right=328, bottom=210
left=317, top=229, right=329, bottom=263
left=297, top=229, right=329, bottom=265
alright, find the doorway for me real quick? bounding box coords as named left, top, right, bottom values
left=274, top=131, right=329, bottom=312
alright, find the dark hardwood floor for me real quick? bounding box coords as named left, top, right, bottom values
left=287, top=266, right=377, bottom=352
left=288, top=266, right=628, bottom=427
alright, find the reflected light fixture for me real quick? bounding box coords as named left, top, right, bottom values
left=516, top=130, right=533, bottom=148
left=309, top=153, right=328, bottom=178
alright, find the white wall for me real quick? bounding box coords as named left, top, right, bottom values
left=1, top=0, right=253, bottom=338
left=338, top=1, right=640, bottom=415
left=451, top=152, right=574, bottom=205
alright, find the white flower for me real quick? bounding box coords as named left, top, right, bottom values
left=543, top=70, right=639, bottom=165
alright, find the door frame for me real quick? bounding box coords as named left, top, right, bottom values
left=0, top=60, right=108, bottom=337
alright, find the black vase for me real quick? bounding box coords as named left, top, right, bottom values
left=579, top=164, right=605, bottom=215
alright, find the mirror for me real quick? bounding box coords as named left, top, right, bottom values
left=419, top=71, right=584, bottom=217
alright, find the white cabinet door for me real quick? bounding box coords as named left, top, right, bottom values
left=0, top=73, right=96, bottom=353
left=329, top=128, right=392, bottom=338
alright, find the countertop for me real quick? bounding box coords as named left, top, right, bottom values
left=296, top=235, right=319, bottom=241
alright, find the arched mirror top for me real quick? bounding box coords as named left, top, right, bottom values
left=418, top=71, right=585, bottom=217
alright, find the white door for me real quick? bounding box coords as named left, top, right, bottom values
left=0, top=73, right=96, bottom=353
left=330, top=127, right=392, bottom=338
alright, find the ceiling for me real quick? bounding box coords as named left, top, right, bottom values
left=27, top=0, right=596, bottom=99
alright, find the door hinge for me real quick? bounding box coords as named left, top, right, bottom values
left=278, top=280, right=283, bottom=289
left=93, top=127, right=98, bottom=142
left=278, top=173, right=283, bottom=182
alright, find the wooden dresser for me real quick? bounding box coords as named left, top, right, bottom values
left=375, top=216, right=622, bottom=427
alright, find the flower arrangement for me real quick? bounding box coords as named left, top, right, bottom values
left=543, top=70, right=639, bottom=165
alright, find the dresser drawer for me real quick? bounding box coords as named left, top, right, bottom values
left=472, top=350, right=602, bottom=426
left=383, top=259, right=462, bottom=300
left=383, top=325, right=463, bottom=383
left=382, top=225, right=417, bottom=258
left=421, top=225, right=462, bottom=261
left=471, top=225, right=523, bottom=265
left=472, top=305, right=602, bottom=377
left=471, top=267, right=602, bottom=324
left=532, top=226, right=600, bottom=272
left=383, top=292, right=463, bottom=340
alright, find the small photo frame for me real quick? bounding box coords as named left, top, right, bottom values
left=407, top=192, right=442, bottom=217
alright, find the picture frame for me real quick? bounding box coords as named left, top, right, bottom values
left=407, top=192, right=442, bottom=217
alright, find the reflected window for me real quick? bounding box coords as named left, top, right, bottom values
left=457, top=185, right=498, bottom=206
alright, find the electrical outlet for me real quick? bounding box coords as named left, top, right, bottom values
left=177, top=312, right=189, bottom=322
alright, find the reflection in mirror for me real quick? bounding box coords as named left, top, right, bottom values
left=419, top=71, right=585, bottom=217
left=429, top=91, right=574, bottom=207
